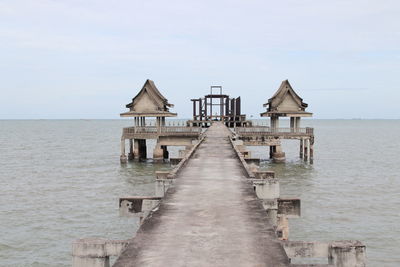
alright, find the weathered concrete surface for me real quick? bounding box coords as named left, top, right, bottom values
left=72, top=238, right=128, bottom=267
left=114, top=122, right=290, bottom=267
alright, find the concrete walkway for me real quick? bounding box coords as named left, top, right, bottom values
left=114, top=122, right=290, bottom=267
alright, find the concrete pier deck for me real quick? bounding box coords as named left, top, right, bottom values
left=114, top=122, right=290, bottom=267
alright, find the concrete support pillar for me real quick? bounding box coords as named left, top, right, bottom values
left=295, top=117, right=301, bottom=131
left=253, top=178, right=280, bottom=200
left=290, top=117, right=295, bottom=132
left=304, top=139, right=310, bottom=162
left=310, top=138, right=314, bottom=164
left=272, top=145, right=285, bottom=163
left=153, top=142, right=164, bottom=161
left=266, top=209, right=278, bottom=227
left=72, top=238, right=110, bottom=267
left=128, top=139, right=134, bottom=160
left=156, top=117, right=161, bottom=133
left=270, top=116, right=279, bottom=132
left=162, top=145, right=169, bottom=159
left=120, top=139, right=127, bottom=163
left=133, top=139, right=140, bottom=159
left=328, top=241, right=366, bottom=267
left=269, top=146, right=274, bottom=159
left=134, top=139, right=146, bottom=160
left=299, top=139, right=304, bottom=158
left=277, top=215, right=289, bottom=241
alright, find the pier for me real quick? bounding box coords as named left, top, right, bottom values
left=73, top=80, right=365, bottom=267
left=115, top=122, right=290, bottom=267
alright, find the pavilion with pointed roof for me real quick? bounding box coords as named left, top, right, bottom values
left=232, top=79, right=315, bottom=163
left=261, top=79, right=312, bottom=131
left=119, top=79, right=200, bottom=163
left=120, top=79, right=177, bottom=119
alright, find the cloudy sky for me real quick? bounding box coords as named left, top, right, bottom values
left=1, top=0, right=399, bottom=119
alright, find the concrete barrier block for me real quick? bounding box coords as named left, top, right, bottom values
left=72, top=238, right=108, bottom=258
left=253, top=178, right=280, bottom=199
left=119, top=196, right=162, bottom=217
left=278, top=198, right=301, bottom=218
left=155, top=171, right=170, bottom=179
left=155, top=178, right=175, bottom=197
left=105, top=240, right=129, bottom=256
left=282, top=241, right=329, bottom=258
left=329, top=240, right=366, bottom=267
left=179, top=149, right=189, bottom=157
left=262, top=199, right=278, bottom=210
left=254, top=170, right=275, bottom=179
left=170, top=158, right=183, bottom=165
left=72, top=239, right=129, bottom=267
left=244, top=158, right=261, bottom=165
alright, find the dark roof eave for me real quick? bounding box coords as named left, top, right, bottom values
left=120, top=111, right=178, bottom=117
left=260, top=111, right=313, bottom=117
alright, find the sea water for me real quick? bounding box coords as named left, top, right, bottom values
left=0, top=119, right=399, bottom=266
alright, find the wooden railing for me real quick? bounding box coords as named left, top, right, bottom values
left=123, top=126, right=202, bottom=136
left=235, top=127, right=314, bottom=135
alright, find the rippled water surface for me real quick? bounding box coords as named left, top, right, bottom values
left=0, top=120, right=399, bottom=266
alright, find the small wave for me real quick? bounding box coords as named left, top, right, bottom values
left=0, top=243, right=15, bottom=251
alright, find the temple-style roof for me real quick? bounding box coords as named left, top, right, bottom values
left=120, top=79, right=177, bottom=117
left=261, top=80, right=312, bottom=117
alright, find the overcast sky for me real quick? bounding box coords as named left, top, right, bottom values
left=1, top=0, right=399, bottom=119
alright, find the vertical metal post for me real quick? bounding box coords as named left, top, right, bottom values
left=236, top=97, right=241, bottom=116
left=193, top=100, right=196, bottom=119
left=199, top=98, right=203, bottom=122
left=210, top=95, right=212, bottom=120
left=204, top=97, right=207, bottom=119
left=231, top=98, right=235, bottom=124
left=220, top=97, right=223, bottom=121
